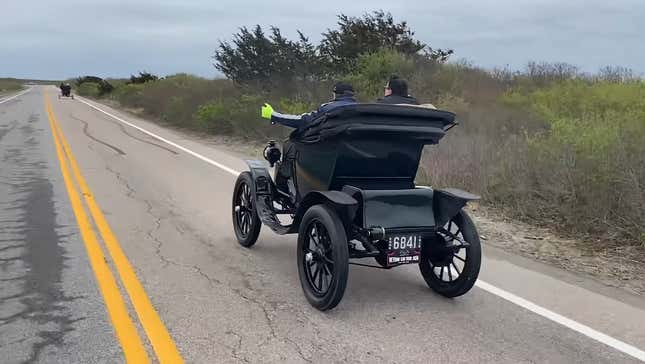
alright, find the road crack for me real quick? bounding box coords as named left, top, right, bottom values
left=90, top=111, right=179, bottom=155
left=105, top=166, right=136, bottom=200
left=70, top=114, right=125, bottom=156
left=225, top=330, right=250, bottom=363
left=142, top=199, right=175, bottom=269
left=225, top=270, right=312, bottom=363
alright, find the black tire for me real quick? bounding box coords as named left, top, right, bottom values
left=297, top=204, right=349, bottom=311
left=232, top=172, right=261, bottom=247
left=419, top=210, right=481, bottom=297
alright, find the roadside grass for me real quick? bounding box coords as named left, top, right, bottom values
left=0, top=78, right=24, bottom=94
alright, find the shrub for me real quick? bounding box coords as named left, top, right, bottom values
left=76, top=82, right=101, bottom=97
left=74, top=76, right=114, bottom=95
left=111, top=83, right=145, bottom=108
left=469, top=80, right=645, bottom=243
left=194, top=101, right=233, bottom=134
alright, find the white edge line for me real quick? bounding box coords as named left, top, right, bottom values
left=75, top=95, right=645, bottom=363
left=476, top=281, right=645, bottom=361
left=0, top=88, right=31, bottom=104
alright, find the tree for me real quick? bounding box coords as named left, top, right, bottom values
left=213, top=25, right=322, bottom=87
left=74, top=76, right=104, bottom=86
left=213, top=12, right=451, bottom=84
left=129, top=71, right=158, bottom=84
left=319, top=11, right=452, bottom=73
left=597, top=66, right=635, bottom=83
left=74, top=76, right=114, bottom=95
left=524, top=62, right=579, bottom=86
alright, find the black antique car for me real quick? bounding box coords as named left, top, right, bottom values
left=232, top=104, right=482, bottom=310
left=59, top=84, right=74, bottom=99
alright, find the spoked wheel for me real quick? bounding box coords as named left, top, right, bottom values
left=297, top=205, right=349, bottom=311
left=419, top=210, right=481, bottom=297
left=232, top=172, right=261, bottom=247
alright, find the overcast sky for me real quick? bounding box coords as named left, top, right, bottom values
left=1, top=0, right=642, bottom=80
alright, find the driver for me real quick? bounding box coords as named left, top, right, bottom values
left=261, top=82, right=356, bottom=129
left=260, top=82, right=357, bottom=195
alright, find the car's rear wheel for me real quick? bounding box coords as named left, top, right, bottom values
left=232, top=172, right=261, bottom=247
left=419, top=210, right=481, bottom=297
left=297, top=204, right=349, bottom=311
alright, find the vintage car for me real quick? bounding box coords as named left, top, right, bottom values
left=232, top=104, right=481, bottom=310
left=59, top=84, right=74, bottom=99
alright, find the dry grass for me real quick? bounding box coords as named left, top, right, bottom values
left=0, top=78, right=24, bottom=94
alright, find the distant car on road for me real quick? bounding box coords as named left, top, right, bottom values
left=58, top=83, right=74, bottom=99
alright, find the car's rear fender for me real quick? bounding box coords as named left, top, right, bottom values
left=294, top=191, right=358, bottom=231
left=432, top=188, right=480, bottom=227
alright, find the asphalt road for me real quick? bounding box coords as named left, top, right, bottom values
left=1, top=86, right=645, bottom=363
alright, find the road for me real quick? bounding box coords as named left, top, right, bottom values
left=1, top=86, right=645, bottom=363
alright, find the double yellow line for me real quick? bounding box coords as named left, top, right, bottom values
left=45, top=94, right=184, bottom=363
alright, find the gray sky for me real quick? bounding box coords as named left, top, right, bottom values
left=1, top=0, right=642, bottom=80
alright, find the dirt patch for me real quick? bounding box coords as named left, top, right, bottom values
left=467, top=203, right=645, bottom=296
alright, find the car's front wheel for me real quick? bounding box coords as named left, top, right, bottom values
left=232, top=172, right=261, bottom=247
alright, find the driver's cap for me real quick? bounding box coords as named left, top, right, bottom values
left=333, top=82, right=354, bottom=95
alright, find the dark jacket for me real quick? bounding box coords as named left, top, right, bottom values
left=377, top=94, right=419, bottom=105
left=270, top=95, right=357, bottom=130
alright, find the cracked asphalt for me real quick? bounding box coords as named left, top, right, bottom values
left=2, top=86, right=645, bottom=363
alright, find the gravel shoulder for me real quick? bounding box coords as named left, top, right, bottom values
left=468, top=203, right=645, bottom=296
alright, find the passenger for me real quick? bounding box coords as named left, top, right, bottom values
left=377, top=76, right=437, bottom=109
left=377, top=76, right=419, bottom=105
left=261, top=82, right=357, bottom=196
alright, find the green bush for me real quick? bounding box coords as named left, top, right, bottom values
left=277, top=98, right=316, bottom=114
left=497, top=80, right=645, bottom=244
left=195, top=101, right=233, bottom=133
left=75, top=76, right=113, bottom=95
left=76, top=82, right=101, bottom=97
left=111, top=83, right=145, bottom=107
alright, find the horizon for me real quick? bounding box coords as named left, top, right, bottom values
left=4, top=58, right=642, bottom=83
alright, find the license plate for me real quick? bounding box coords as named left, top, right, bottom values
left=386, top=234, right=422, bottom=266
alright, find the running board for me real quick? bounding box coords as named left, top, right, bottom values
left=255, top=195, right=297, bottom=235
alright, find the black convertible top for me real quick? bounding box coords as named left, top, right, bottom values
left=295, top=103, right=456, bottom=144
